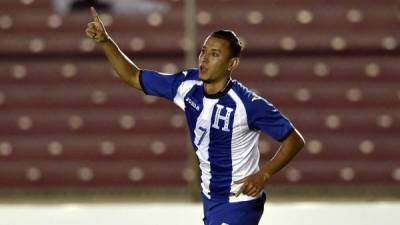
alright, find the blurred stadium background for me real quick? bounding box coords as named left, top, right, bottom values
left=0, top=0, right=399, bottom=224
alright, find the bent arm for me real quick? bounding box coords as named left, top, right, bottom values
left=99, top=38, right=142, bottom=90
left=86, top=7, right=142, bottom=90
left=234, top=128, right=305, bottom=197
left=259, top=128, right=305, bottom=180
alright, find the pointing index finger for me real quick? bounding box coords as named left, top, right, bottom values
left=90, top=6, right=100, bottom=22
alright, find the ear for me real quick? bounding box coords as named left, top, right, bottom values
left=228, top=57, right=240, bottom=72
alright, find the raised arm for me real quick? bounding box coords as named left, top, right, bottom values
left=85, top=7, right=142, bottom=90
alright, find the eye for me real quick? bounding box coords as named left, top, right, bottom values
left=212, top=52, right=219, bottom=57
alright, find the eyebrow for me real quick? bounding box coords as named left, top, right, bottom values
left=201, top=46, right=221, bottom=52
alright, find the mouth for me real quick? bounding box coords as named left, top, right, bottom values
left=200, top=65, right=208, bottom=74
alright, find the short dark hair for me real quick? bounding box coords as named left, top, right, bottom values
left=210, top=30, right=244, bottom=58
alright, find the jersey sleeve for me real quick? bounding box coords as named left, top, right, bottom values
left=245, top=94, right=294, bottom=142
left=139, top=69, right=187, bottom=101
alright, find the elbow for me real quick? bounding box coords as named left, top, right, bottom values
left=298, top=136, right=305, bottom=151
left=290, top=128, right=305, bottom=152
left=120, top=67, right=142, bottom=90
left=295, top=129, right=306, bottom=151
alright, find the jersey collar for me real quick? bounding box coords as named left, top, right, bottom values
left=203, top=79, right=233, bottom=99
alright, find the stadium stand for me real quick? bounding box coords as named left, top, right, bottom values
left=0, top=0, right=399, bottom=195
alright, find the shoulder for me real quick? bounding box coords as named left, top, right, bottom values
left=175, top=68, right=202, bottom=97
left=169, top=68, right=200, bottom=88
left=141, top=68, right=199, bottom=81
left=181, top=68, right=200, bottom=81
left=230, top=80, right=273, bottom=107
left=175, top=68, right=201, bottom=88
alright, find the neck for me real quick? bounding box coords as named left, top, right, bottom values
left=203, top=76, right=231, bottom=95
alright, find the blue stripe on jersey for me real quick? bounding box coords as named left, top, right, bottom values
left=184, top=85, right=204, bottom=151
left=208, top=95, right=236, bottom=200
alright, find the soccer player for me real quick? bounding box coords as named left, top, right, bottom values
left=86, top=7, right=305, bottom=225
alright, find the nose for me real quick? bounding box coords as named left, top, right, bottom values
left=199, top=53, right=208, bottom=63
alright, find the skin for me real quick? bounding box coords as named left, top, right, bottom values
left=85, top=7, right=142, bottom=90
left=198, top=36, right=239, bottom=95
left=86, top=7, right=305, bottom=198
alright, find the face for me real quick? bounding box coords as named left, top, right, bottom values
left=198, top=36, right=237, bottom=84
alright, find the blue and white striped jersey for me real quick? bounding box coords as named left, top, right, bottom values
left=140, top=68, right=294, bottom=203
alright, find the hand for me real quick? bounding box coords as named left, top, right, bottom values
left=234, top=171, right=270, bottom=197
left=85, top=7, right=109, bottom=43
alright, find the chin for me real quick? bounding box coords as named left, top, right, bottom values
left=201, top=79, right=212, bottom=84
left=199, top=74, right=211, bottom=83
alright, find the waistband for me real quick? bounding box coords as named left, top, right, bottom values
left=202, top=191, right=264, bottom=203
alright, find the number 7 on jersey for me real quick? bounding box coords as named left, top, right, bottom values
left=196, top=126, right=207, bottom=146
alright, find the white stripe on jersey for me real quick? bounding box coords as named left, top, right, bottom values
left=228, top=90, right=262, bottom=202
left=195, top=98, right=219, bottom=199
left=173, top=80, right=202, bottom=110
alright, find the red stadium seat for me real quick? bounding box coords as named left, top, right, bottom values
left=0, top=133, right=189, bottom=161
left=1, top=0, right=53, bottom=12
left=0, top=160, right=188, bottom=188
left=0, top=59, right=184, bottom=85
left=260, top=133, right=400, bottom=161
left=0, top=108, right=186, bottom=135
left=236, top=56, right=400, bottom=83
left=269, top=160, right=400, bottom=185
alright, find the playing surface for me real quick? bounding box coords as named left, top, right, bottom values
left=1, top=201, right=399, bottom=225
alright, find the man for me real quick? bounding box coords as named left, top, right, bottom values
left=86, top=7, right=305, bottom=225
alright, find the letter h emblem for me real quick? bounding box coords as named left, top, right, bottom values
left=212, top=104, right=234, bottom=132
